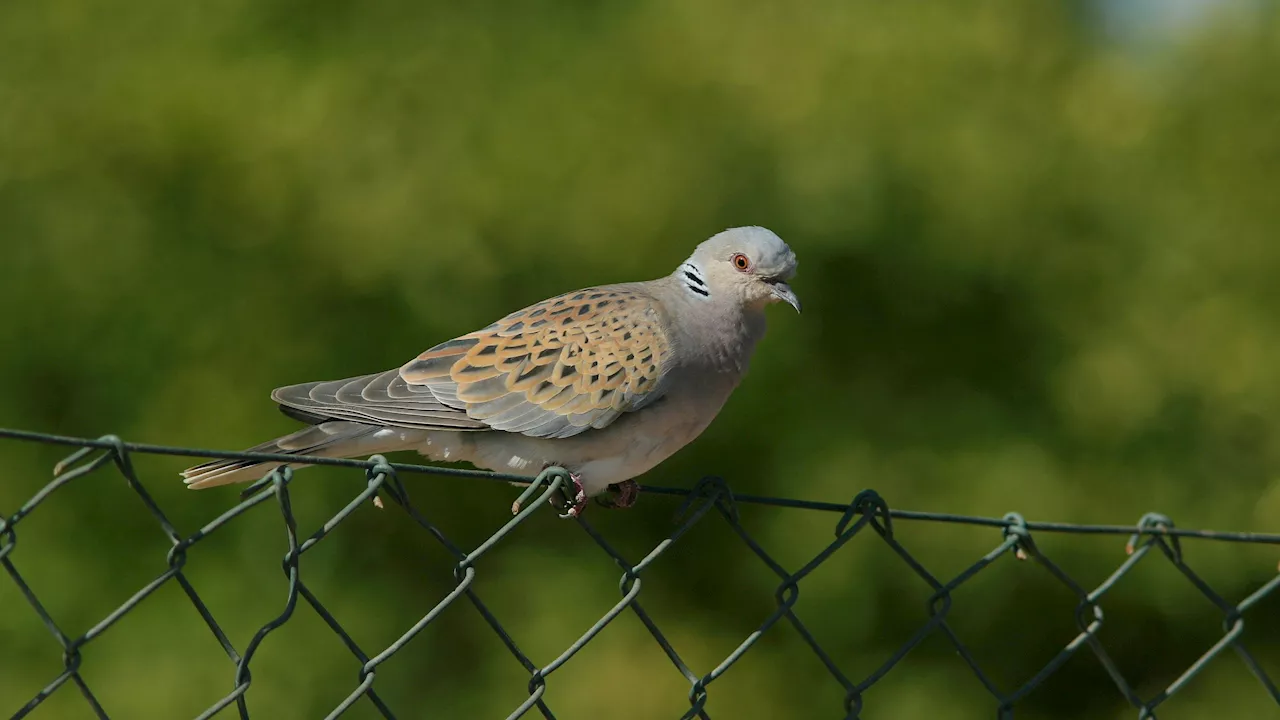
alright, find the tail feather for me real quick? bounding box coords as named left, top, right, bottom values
left=181, top=421, right=415, bottom=489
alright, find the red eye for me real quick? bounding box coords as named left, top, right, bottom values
left=731, top=253, right=751, bottom=272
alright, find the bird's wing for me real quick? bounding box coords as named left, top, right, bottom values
left=270, top=369, right=491, bottom=430
left=399, top=284, right=673, bottom=438
left=273, top=284, right=674, bottom=439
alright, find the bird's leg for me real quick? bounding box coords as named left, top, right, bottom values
left=595, top=479, right=640, bottom=509
left=510, top=465, right=588, bottom=517
left=562, top=471, right=588, bottom=517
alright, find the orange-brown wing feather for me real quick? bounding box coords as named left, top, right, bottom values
left=399, top=285, right=671, bottom=438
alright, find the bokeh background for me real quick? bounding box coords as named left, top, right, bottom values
left=3, top=1, right=1280, bottom=718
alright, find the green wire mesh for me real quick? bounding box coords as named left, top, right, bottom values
left=2, top=427, right=1279, bottom=719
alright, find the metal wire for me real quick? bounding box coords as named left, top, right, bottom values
left=2, top=426, right=1279, bottom=719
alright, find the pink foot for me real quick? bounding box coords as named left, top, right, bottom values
left=511, top=467, right=588, bottom=517
left=596, top=479, right=640, bottom=509
left=563, top=472, right=588, bottom=517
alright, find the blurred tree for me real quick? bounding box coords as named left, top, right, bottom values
left=2, top=1, right=1278, bottom=718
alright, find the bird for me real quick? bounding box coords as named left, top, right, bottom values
left=180, top=226, right=800, bottom=516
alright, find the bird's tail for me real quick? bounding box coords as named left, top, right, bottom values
left=181, top=421, right=419, bottom=489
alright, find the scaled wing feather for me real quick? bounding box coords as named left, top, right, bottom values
left=269, top=285, right=672, bottom=439
left=400, top=285, right=672, bottom=438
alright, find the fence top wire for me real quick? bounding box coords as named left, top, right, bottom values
left=2, top=424, right=1279, bottom=720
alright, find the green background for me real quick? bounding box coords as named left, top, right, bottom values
left=3, top=2, right=1279, bottom=718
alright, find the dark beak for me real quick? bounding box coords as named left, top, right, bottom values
left=769, top=281, right=801, bottom=313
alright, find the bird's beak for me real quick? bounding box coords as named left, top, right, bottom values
left=769, top=281, right=802, bottom=313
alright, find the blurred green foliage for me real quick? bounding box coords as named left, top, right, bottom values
left=3, top=1, right=1280, bottom=718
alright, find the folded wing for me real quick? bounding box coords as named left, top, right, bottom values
left=273, top=284, right=673, bottom=439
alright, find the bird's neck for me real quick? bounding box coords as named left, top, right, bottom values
left=665, top=279, right=766, bottom=375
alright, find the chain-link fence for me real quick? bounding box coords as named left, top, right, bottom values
left=3, top=426, right=1279, bottom=719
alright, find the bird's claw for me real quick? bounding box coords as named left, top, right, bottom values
left=595, top=479, right=640, bottom=510
left=511, top=468, right=588, bottom=518
left=561, top=472, right=588, bottom=518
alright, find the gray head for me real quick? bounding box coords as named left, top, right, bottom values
left=676, top=226, right=801, bottom=313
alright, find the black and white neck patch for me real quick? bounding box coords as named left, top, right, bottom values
left=680, top=262, right=710, bottom=299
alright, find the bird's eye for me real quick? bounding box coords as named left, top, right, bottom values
left=731, top=253, right=751, bottom=272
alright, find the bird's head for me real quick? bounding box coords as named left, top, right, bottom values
left=677, top=226, right=800, bottom=313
